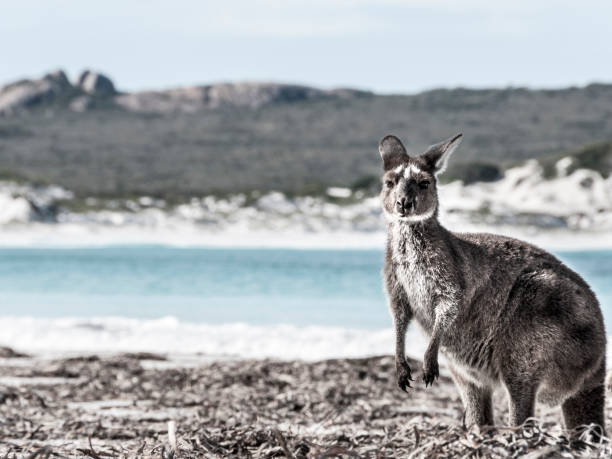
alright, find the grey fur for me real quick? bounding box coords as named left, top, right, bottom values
left=379, top=133, right=606, bottom=436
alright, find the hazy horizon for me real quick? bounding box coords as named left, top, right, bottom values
left=2, top=0, right=612, bottom=94
left=4, top=67, right=612, bottom=95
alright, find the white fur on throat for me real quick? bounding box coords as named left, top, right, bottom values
left=383, top=205, right=436, bottom=224
left=397, top=206, right=435, bottom=223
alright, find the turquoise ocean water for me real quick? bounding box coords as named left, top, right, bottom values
left=0, top=247, right=610, bottom=332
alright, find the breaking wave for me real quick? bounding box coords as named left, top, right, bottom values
left=0, top=315, right=429, bottom=361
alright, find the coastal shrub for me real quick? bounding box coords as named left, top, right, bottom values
left=442, top=162, right=502, bottom=184
left=540, top=141, right=612, bottom=179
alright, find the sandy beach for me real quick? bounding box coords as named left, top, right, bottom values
left=1, top=349, right=611, bottom=458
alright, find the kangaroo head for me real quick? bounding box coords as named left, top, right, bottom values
left=379, top=133, right=462, bottom=223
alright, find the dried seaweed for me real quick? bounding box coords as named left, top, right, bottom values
left=0, top=351, right=610, bottom=458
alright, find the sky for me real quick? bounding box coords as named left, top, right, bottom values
left=1, top=0, right=611, bottom=93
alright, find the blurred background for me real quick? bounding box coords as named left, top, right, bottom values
left=0, top=0, right=611, bottom=360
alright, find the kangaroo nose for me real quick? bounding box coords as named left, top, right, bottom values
left=396, top=197, right=414, bottom=214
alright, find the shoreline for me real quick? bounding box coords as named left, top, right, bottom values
left=1, top=224, right=612, bottom=251
left=1, top=351, right=610, bottom=457
left=3, top=315, right=612, bottom=368
left=0, top=316, right=407, bottom=362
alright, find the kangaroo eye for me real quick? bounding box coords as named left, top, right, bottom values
left=385, top=180, right=394, bottom=188
left=419, top=180, right=430, bottom=189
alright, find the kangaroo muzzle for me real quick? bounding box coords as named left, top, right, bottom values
left=396, top=196, right=415, bottom=216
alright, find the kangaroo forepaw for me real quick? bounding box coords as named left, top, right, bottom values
left=423, top=358, right=439, bottom=387
left=396, top=362, right=414, bottom=392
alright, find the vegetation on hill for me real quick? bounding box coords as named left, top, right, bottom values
left=1, top=70, right=612, bottom=197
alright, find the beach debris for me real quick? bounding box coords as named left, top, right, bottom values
left=167, top=420, right=177, bottom=457
left=0, top=346, right=30, bottom=358
left=0, top=354, right=611, bottom=457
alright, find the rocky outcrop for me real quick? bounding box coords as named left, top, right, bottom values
left=115, top=83, right=369, bottom=113
left=0, top=69, right=118, bottom=114
left=69, top=95, right=93, bottom=112
left=0, top=70, right=74, bottom=114
left=113, top=86, right=207, bottom=113
left=0, top=69, right=367, bottom=115
left=77, top=70, right=116, bottom=96
left=207, top=83, right=325, bottom=108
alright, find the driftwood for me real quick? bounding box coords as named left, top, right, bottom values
left=0, top=351, right=610, bottom=458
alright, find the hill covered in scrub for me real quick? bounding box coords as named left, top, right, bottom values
left=1, top=69, right=612, bottom=197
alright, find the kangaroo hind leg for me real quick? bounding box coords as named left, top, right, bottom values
left=562, top=359, right=606, bottom=440
left=505, top=380, right=536, bottom=426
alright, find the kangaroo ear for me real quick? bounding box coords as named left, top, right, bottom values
left=422, top=133, right=463, bottom=175
left=379, top=135, right=409, bottom=170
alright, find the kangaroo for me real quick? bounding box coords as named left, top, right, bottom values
left=379, top=133, right=606, bottom=436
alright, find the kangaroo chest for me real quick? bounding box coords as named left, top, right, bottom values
left=396, top=257, right=434, bottom=311
left=391, top=231, right=443, bottom=329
